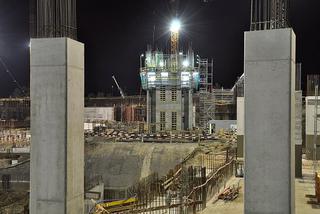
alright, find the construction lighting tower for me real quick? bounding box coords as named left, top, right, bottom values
left=170, top=19, right=181, bottom=72
left=170, top=19, right=180, bottom=54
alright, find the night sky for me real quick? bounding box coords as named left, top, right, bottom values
left=0, top=0, right=319, bottom=97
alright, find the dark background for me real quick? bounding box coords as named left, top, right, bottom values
left=0, top=0, right=319, bottom=97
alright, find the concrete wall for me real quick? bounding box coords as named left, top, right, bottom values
left=305, top=96, right=320, bottom=159
left=30, top=38, right=84, bottom=214
left=0, top=160, right=30, bottom=192
left=155, top=89, right=182, bottom=131
left=295, top=91, right=302, bottom=177
left=244, top=29, right=295, bottom=214
left=85, top=142, right=196, bottom=192
left=147, top=87, right=193, bottom=131
left=208, top=120, right=236, bottom=131
left=84, top=107, right=114, bottom=121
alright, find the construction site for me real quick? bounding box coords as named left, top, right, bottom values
left=0, top=0, right=320, bottom=213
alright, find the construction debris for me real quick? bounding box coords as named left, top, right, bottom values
left=218, top=184, right=240, bottom=202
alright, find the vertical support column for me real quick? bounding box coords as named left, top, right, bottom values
left=295, top=91, right=302, bottom=177
left=183, top=89, right=193, bottom=130
left=244, top=29, right=295, bottom=214
left=30, top=38, right=84, bottom=214
left=237, top=97, right=244, bottom=158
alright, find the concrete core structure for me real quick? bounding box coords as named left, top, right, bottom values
left=140, top=47, right=199, bottom=132
left=305, top=96, right=320, bottom=160
left=244, top=28, right=296, bottom=214
left=30, top=38, right=84, bottom=214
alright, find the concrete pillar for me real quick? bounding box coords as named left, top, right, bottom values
left=236, top=97, right=244, bottom=158
left=30, top=38, right=84, bottom=214
left=244, top=29, right=295, bottom=214
left=295, top=91, right=302, bottom=177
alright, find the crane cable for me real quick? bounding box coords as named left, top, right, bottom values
left=0, top=56, right=26, bottom=96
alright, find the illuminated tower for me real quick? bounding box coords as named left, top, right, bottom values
left=140, top=19, right=200, bottom=132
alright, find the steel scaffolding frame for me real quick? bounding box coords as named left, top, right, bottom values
left=198, top=57, right=214, bottom=130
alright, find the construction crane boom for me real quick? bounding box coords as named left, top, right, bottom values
left=112, top=75, right=125, bottom=99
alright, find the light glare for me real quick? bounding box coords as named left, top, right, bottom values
left=183, top=60, right=189, bottom=67
left=170, top=19, right=181, bottom=33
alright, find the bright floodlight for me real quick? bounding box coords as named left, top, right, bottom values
left=170, top=19, right=181, bottom=33
left=183, top=60, right=189, bottom=67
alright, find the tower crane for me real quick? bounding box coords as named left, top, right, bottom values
left=112, top=75, right=125, bottom=99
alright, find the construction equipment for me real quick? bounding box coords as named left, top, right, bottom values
left=112, top=75, right=125, bottom=122
left=112, top=75, right=125, bottom=99
left=90, top=197, right=138, bottom=214
left=218, top=183, right=241, bottom=202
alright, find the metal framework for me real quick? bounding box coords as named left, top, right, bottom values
left=250, top=0, right=289, bottom=31
left=139, top=51, right=199, bottom=90
left=29, top=0, right=77, bottom=39
left=171, top=32, right=179, bottom=55
left=198, top=57, right=214, bottom=130
left=170, top=31, right=179, bottom=72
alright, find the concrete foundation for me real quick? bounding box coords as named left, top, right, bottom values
left=30, top=38, right=84, bottom=214
left=244, top=29, right=295, bottom=214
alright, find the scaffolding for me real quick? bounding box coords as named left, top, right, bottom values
left=198, top=57, right=214, bottom=130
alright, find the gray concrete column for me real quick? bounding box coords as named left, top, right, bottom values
left=244, top=29, right=296, bottom=214
left=295, top=91, right=302, bottom=178
left=237, top=97, right=244, bottom=158
left=30, top=38, right=84, bottom=214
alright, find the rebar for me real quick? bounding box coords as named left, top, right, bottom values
left=250, top=0, right=289, bottom=31
left=30, top=0, right=77, bottom=39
